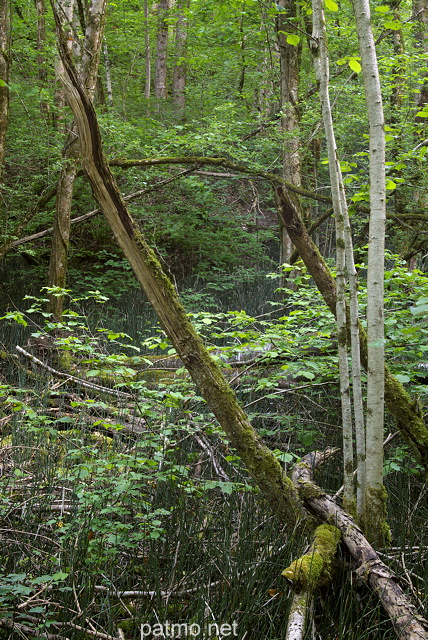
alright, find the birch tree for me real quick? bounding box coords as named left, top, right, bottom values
left=352, top=0, right=387, bottom=544
left=310, top=0, right=365, bottom=516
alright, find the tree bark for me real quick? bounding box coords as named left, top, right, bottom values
left=0, top=0, right=10, bottom=182
left=292, top=453, right=428, bottom=640
left=47, top=0, right=107, bottom=319
left=35, top=0, right=51, bottom=121
left=352, top=0, right=387, bottom=545
left=276, top=0, right=303, bottom=266
left=52, top=24, right=428, bottom=638
left=413, top=0, right=428, bottom=113
left=172, top=0, right=188, bottom=114
left=155, top=0, right=169, bottom=100
left=144, top=0, right=151, bottom=102
left=311, top=0, right=355, bottom=512
left=310, top=0, right=368, bottom=516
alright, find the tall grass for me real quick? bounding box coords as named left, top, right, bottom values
left=0, top=285, right=426, bottom=640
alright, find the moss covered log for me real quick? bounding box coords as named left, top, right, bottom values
left=282, top=524, right=341, bottom=592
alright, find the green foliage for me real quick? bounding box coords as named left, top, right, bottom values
left=2, top=0, right=428, bottom=633
left=1, top=270, right=427, bottom=635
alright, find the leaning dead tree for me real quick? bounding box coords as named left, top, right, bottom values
left=50, top=7, right=428, bottom=639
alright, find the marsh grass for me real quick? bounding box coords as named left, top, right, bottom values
left=0, top=301, right=426, bottom=640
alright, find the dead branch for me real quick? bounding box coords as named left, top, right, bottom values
left=15, top=345, right=133, bottom=399
left=292, top=453, right=428, bottom=640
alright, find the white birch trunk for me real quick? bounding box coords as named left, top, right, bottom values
left=311, top=0, right=363, bottom=510
left=285, top=592, right=311, bottom=640
left=352, top=0, right=387, bottom=543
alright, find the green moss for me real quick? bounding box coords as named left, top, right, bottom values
left=282, top=552, right=324, bottom=591
left=282, top=525, right=341, bottom=592
left=361, top=485, right=391, bottom=546
left=313, top=524, right=341, bottom=554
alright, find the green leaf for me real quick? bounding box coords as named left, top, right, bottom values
left=86, top=369, right=100, bottom=377
left=276, top=452, right=295, bottom=463
left=410, top=303, right=428, bottom=316
left=7, top=573, right=27, bottom=582
left=375, top=4, right=390, bottom=11
left=395, top=374, right=410, bottom=383
left=349, top=58, right=362, bottom=73
left=32, top=574, right=55, bottom=585
left=51, top=572, right=69, bottom=581
left=0, top=311, right=28, bottom=326
left=218, top=482, right=234, bottom=495
left=325, top=0, right=338, bottom=10
left=386, top=179, right=396, bottom=190
left=384, top=20, right=401, bottom=29
left=286, top=34, right=301, bottom=46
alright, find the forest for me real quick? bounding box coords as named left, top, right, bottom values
left=0, top=0, right=427, bottom=638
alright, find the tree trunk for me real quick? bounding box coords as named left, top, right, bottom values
left=35, top=0, right=51, bottom=121
left=0, top=0, right=10, bottom=182
left=144, top=0, right=151, bottom=102
left=276, top=0, right=303, bottom=266
left=155, top=0, right=169, bottom=100
left=103, top=39, right=113, bottom=107
left=46, top=152, right=79, bottom=320
left=99, top=151, right=428, bottom=473
left=47, top=0, right=107, bottom=319
left=352, top=0, right=387, bottom=545
left=413, top=0, right=428, bottom=112
left=52, top=26, right=428, bottom=638
left=50, top=16, right=305, bottom=528
left=311, top=0, right=357, bottom=513
left=172, top=0, right=188, bottom=115
left=292, top=453, right=428, bottom=640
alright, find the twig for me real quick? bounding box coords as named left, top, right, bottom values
left=15, top=345, right=132, bottom=399
left=193, top=433, right=230, bottom=482
left=17, top=584, right=49, bottom=609
left=0, top=618, right=65, bottom=640
left=93, top=581, right=221, bottom=598
left=54, top=621, right=117, bottom=640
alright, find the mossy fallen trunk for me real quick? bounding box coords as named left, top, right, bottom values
left=291, top=452, right=428, bottom=640
left=282, top=524, right=341, bottom=592
left=282, top=524, right=341, bottom=640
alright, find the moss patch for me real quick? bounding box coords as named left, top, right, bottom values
left=282, top=524, right=341, bottom=592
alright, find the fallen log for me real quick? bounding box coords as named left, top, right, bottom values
left=291, top=452, right=428, bottom=640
